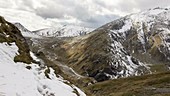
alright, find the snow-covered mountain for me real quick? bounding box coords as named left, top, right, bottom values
left=34, top=25, right=93, bottom=37
left=86, top=7, right=170, bottom=80
left=14, top=22, right=93, bottom=38
left=0, top=16, right=86, bottom=96
left=102, top=7, right=170, bottom=65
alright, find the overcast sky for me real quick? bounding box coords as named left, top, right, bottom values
left=0, top=0, right=170, bottom=28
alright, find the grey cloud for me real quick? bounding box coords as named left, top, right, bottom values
left=80, top=14, right=120, bottom=28
left=33, top=0, right=117, bottom=28
left=1, top=0, right=170, bottom=28
left=116, top=0, right=170, bottom=13
left=36, top=7, right=65, bottom=19
left=136, top=0, right=170, bottom=10
left=22, top=0, right=34, bottom=8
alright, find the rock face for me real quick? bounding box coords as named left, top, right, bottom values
left=0, top=16, right=33, bottom=63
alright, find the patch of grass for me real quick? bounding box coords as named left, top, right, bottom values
left=44, top=68, right=50, bottom=79
left=14, top=53, right=32, bottom=64
left=149, top=64, right=169, bottom=73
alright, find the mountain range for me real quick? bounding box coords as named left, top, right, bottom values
left=0, top=7, right=170, bottom=96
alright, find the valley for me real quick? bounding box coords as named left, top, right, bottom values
left=0, top=7, right=170, bottom=96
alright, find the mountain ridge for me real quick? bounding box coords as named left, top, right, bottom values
left=1, top=7, right=170, bottom=96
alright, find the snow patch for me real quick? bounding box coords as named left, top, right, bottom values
left=0, top=43, right=86, bottom=96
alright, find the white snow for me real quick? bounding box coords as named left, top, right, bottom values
left=30, top=52, right=40, bottom=62
left=0, top=42, right=86, bottom=96
left=117, top=19, right=132, bottom=34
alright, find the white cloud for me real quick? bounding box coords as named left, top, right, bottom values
left=0, top=0, right=170, bottom=28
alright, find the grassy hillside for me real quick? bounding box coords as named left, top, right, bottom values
left=85, top=71, right=170, bottom=96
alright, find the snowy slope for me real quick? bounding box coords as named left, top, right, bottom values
left=0, top=43, right=86, bottom=96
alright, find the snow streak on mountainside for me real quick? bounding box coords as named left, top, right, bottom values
left=108, top=32, right=149, bottom=78
left=0, top=43, right=85, bottom=96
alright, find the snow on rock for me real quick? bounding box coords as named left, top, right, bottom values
left=108, top=32, right=149, bottom=78
left=0, top=42, right=86, bottom=96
